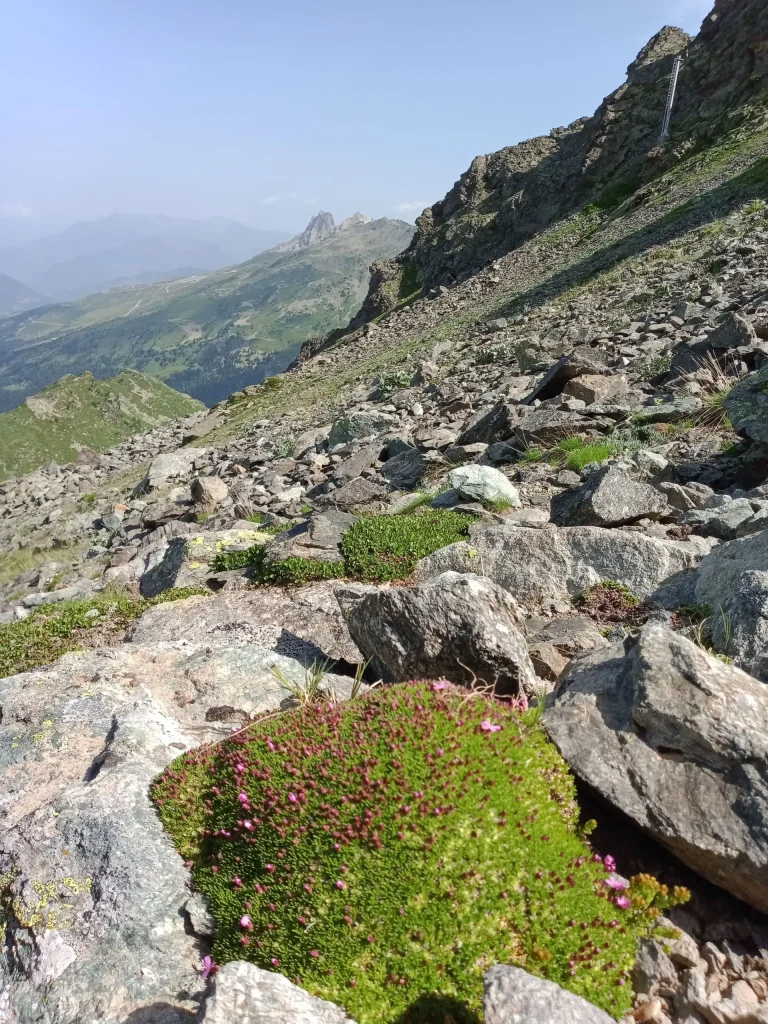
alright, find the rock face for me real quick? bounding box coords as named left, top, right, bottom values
left=726, top=364, right=768, bottom=443
left=483, top=965, right=615, bottom=1024
left=336, top=571, right=539, bottom=695
left=696, top=528, right=768, bottom=681
left=0, top=642, right=353, bottom=1022
left=199, top=961, right=355, bottom=1023
left=138, top=448, right=208, bottom=493
left=544, top=625, right=768, bottom=912
left=551, top=466, right=669, bottom=527
left=327, top=411, right=397, bottom=447
left=416, top=524, right=704, bottom=614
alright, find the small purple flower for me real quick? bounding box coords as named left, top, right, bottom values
left=240, top=914, right=252, bottom=928
left=431, top=680, right=450, bottom=692
left=243, top=820, right=254, bottom=831
left=238, top=792, right=249, bottom=804
left=604, top=855, right=616, bottom=872
left=336, top=880, right=347, bottom=890
left=288, top=793, right=298, bottom=804
left=235, top=763, right=245, bottom=773
left=615, top=895, right=632, bottom=910
left=200, top=955, right=217, bottom=979
left=480, top=719, right=502, bottom=733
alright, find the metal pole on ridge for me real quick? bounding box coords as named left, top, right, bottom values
left=661, top=55, right=684, bottom=138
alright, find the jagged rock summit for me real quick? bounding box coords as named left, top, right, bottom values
left=275, top=211, right=374, bottom=252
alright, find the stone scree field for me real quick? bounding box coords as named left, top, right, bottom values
left=4, top=3, right=768, bottom=1022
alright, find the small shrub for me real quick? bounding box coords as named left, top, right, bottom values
left=635, top=355, right=672, bottom=381
left=273, top=436, right=296, bottom=458
left=378, top=371, right=413, bottom=397
left=152, top=683, right=687, bottom=1022
left=80, top=492, right=97, bottom=505
left=0, top=588, right=208, bottom=678
left=564, top=443, right=616, bottom=472
left=577, top=581, right=647, bottom=627
left=341, top=509, right=473, bottom=583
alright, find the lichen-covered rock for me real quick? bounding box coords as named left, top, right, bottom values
left=447, top=464, right=521, bottom=507
left=327, top=412, right=398, bottom=447
left=725, top=364, right=768, bottom=443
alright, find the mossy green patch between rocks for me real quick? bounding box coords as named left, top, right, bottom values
left=152, top=682, right=687, bottom=1022
left=0, top=588, right=208, bottom=678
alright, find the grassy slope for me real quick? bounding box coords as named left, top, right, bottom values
left=0, top=219, right=414, bottom=410
left=207, top=110, right=768, bottom=447
left=0, top=368, right=204, bottom=480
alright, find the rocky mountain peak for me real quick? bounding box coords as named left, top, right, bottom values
left=274, top=211, right=337, bottom=251
left=338, top=212, right=372, bottom=231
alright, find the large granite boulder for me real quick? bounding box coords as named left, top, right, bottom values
left=447, top=465, right=521, bottom=507
left=544, top=624, right=768, bottom=912
left=415, top=524, right=706, bottom=614
left=551, top=465, right=669, bottom=527
left=0, top=643, right=351, bottom=1022
left=336, top=571, right=539, bottom=696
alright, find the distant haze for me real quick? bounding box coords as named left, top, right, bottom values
left=2, top=0, right=713, bottom=244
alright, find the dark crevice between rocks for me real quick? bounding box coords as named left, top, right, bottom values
left=575, top=777, right=768, bottom=947
left=83, top=714, right=119, bottom=783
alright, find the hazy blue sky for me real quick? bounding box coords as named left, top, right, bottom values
left=1, top=0, right=713, bottom=238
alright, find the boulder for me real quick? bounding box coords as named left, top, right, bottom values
left=483, top=965, right=614, bottom=1024
left=520, top=353, right=607, bottom=405
left=680, top=497, right=756, bottom=539
left=514, top=407, right=594, bottom=448
left=191, top=474, right=230, bottom=512
left=447, top=465, right=521, bottom=507
left=139, top=528, right=269, bottom=597
left=708, top=311, right=757, bottom=350
left=198, top=961, right=355, bottom=1023
left=725, top=364, right=768, bottom=443
left=456, top=401, right=520, bottom=446
left=336, top=571, right=539, bottom=696
left=563, top=373, right=629, bottom=406
left=0, top=643, right=351, bottom=1022
left=264, top=510, right=355, bottom=566
left=380, top=448, right=442, bottom=490
left=696, top=527, right=768, bottom=680
left=544, top=625, right=768, bottom=912
left=312, top=476, right=388, bottom=512
left=416, top=523, right=704, bottom=614
left=551, top=466, right=669, bottom=526
left=635, top=397, right=703, bottom=424
left=327, top=411, right=398, bottom=447
left=135, top=448, right=207, bottom=493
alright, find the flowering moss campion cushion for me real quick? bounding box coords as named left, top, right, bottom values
left=152, top=683, right=686, bottom=1022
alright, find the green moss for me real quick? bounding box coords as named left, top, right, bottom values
left=398, top=262, right=422, bottom=300
left=0, top=588, right=209, bottom=678
left=153, top=683, right=687, bottom=1022
left=341, top=510, right=473, bottom=583
left=563, top=443, right=616, bottom=472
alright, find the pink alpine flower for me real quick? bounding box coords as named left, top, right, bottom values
left=336, top=880, right=347, bottom=890
left=243, top=820, right=254, bottom=831
left=288, top=793, right=298, bottom=804
left=480, top=719, right=502, bottom=733
left=604, top=855, right=617, bottom=872
left=238, top=792, right=249, bottom=804
left=240, top=914, right=252, bottom=928
left=200, top=955, right=218, bottom=979
left=615, top=895, right=632, bottom=910
left=431, top=680, right=450, bottom=692
left=606, top=874, right=628, bottom=891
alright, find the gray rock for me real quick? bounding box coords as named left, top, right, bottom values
left=457, top=401, right=521, bottom=446
left=0, top=642, right=350, bottom=1022
left=636, top=398, right=703, bottom=424
left=136, top=448, right=207, bottom=493
left=198, top=961, right=355, bottom=1024
left=514, top=407, right=593, bottom=448
left=139, top=527, right=271, bottom=598
left=380, top=448, right=441, bottom=490
left=632, top=938, right=679, bottom=998
left=680, top=498, right=756, bottom=539
left=483, top=965, right=614, bottom=1024
left=696, top=529, right=768, bottom=680
left=657, top=482, right=707, bottom=512
left=447, top=465, right=521, bottom=507
left=332, top=444, right=382, bottom=484
left=336, top=571, right=539, bottom=696
left=265, top=510, right=355, bottom=565
left=551, top=466, right=669, bottom=526
left=127, top=587, right=361, bottom=665
left=544, top=625, right=768, bottom=912
left=192, top=474, right=229, bottom=512
left=520, top=353, right=607, bottom=405
left=327, top=411, right=398, bottom=447
left=709, top=312, right=757, bottom=350
left=725, top=364, right=768, bottom=443
left=312, top=476, right=388, bottom=512
left=415, top=523, right=705, bottom=614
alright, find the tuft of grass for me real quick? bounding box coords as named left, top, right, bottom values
left=273, top=435, right=296, bottom=458
left=563, top=443, right=616, bottom=472
left=0, top=540, right=90, bottom=589
left=635, top=354, right=672, bottom=381
left=340, top=509, right=473, bottom=583
left=0, top=588, right=209, bottom=678
left=152, top=682, right=688, bottom=1022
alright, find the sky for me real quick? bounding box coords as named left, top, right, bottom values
left=0, top=0, right=714, bottom=241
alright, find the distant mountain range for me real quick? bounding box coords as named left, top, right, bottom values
left=0, top=213, right=414, bottom=410
left=0, top=274, right=47, bottom=315
left=0, top=214, right=292, bottom=301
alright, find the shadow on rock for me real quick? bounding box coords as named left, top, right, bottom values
left=392, top=994, right=480, bottom=1024
left=123, top=1004, right=197, bottom=1023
